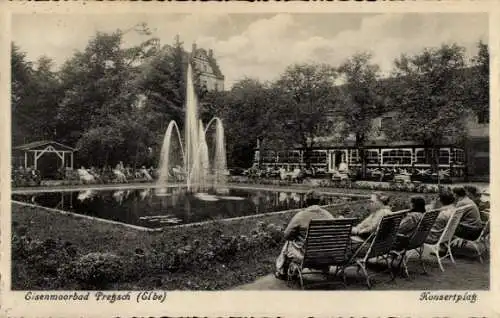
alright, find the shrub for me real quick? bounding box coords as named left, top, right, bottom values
left=70, top=252, right=124, bottom=289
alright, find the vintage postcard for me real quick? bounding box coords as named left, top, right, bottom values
left=1, top=1, right=498, bottom=317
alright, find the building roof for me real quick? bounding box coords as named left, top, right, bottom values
left=13, top=140, right=76, bottom=152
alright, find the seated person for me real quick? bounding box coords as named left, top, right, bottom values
left=465, top=185, right=489, bottom=211
left=453, top=186, right=483, bottom=240
left=140, top=166, right=153, bottom=181
left=425, top=191, right=456, bottom=244
left=275, top=191, right=335, bottom=280
left=394, top=195, right=426, bottom=250
left=351, top=192, right=392, bottom=240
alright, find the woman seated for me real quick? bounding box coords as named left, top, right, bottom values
left=275, top=191, right=335, bottom=280
left=351, top=192, right=392, bottom=240
left=425, top=191, right=456, bottom=244
left=393, top=195, right=426, bottom=250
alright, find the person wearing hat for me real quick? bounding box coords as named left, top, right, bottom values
left=275, top=190, right=334, bottom=280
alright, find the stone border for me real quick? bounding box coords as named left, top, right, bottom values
left=170, top=200, right=368, bottom=228
left=12, top=194, right=370, bottom=232
left=12, top=200, right=162, bottom=232
left=12, top=182, right=185, bottom=194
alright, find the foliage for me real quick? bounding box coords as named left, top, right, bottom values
left=388, top=44, right=471, bottom=146
left=466, top=41, right=489, bottom=124
left=209, top=78, right=285, bottom=167
left=337, top=52, right=385, bottom=144
left=274, top=63, right=339, bottom=166
left=11, top=44, right=63, bottom=146
left=11, top=234, right=78, bottom=289
left=337, top=53, right=386, bottom=177
left=70, top=252, right=124, bottom=289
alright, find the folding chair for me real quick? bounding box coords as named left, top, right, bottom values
left=289, top=218, right=357, bottom=290
left=451, top=210, right=490, bottom=263
left=341, top=211, right=406, bottom=289
left=423, top=205, right=469, bottom=272
left=390, top=209, right=440, bottom=278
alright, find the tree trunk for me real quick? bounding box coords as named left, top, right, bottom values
left=356, top=133, right=366, bottom=179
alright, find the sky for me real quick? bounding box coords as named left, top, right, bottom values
left=12, top=13, right=488, bottom=89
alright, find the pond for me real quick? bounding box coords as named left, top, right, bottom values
left=12, top=187, right=361, bottom=229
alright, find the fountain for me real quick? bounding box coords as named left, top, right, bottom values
left=157, top=63, right=228, bottom=196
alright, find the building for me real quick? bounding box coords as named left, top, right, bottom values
left=190, top=43, right=225, bottom=92
left=133, top=37, right=225, bottom=93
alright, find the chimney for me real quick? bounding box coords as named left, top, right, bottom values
left=208, top=49, right=213, bottom=58
left=192, top=43, right=197, bottom=53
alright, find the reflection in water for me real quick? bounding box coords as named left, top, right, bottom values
left=139, top=188, right=151, bottom=200
left=113, top=190, right=125, bottom=204
left=279, top=192, right=288, bottom=203
left=13, top=188, right=354, bottom=229
left=193, top=193, right=219, bottom=201
left=77, top=190, right=95, bottom=202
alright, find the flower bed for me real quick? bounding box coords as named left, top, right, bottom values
left=227, top=175, right=451, bottom=194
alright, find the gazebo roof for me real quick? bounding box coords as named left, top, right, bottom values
left=13, top=140, right=76, bottom=152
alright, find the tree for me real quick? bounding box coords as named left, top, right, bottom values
left=274, top=63, right=338, bottom=167
left=56, top=31, right=131, bottom=145
left=11, top=43, right=35, bottom=146
left=208, top=78, right=281, bottom=168
left=11, top=44, right=62, bottom=146
left=76, top=110, right=155, bottom=168
left=387, top=44, right=472, bottom=181
left=337, top=52, right=385, bottom=178
left=468, top=41, right=489, bottom=124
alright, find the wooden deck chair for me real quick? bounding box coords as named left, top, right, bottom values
left=390, top=209, right=440, bottom=278
left=423, top=205, right=469, bottom=272
left=290, top=218, right=357, bottom=290
left=451, top=210, right=490, bottom=263
left=341, top=211, right=406, bottom=289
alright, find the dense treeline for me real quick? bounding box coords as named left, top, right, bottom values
left=11, top=25, right=488, bottom=170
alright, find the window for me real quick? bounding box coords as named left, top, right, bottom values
left=366, top=149, right=380, bottom=165
left=214, top=83, right=218, bottom=91
left=439, top=149, right=450, bottom=165
left=453, top=149, right=465, bottom=165
left=288, top=151, right=301, bottom=163
left=262, top=151, right=276, bottom=163
left=349, top=149, right=360, bottom=165
left=277, top=151, right=287, bottom=163
left=415, top=149, right=426, bottom=164
left=381, top=149, right=412, bottom=165
left=310, top=150, right=327, bottom=165
left=203, top=64, right=207, bottom=72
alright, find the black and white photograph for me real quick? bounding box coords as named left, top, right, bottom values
left=3, top=7, right=493, bottom=314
